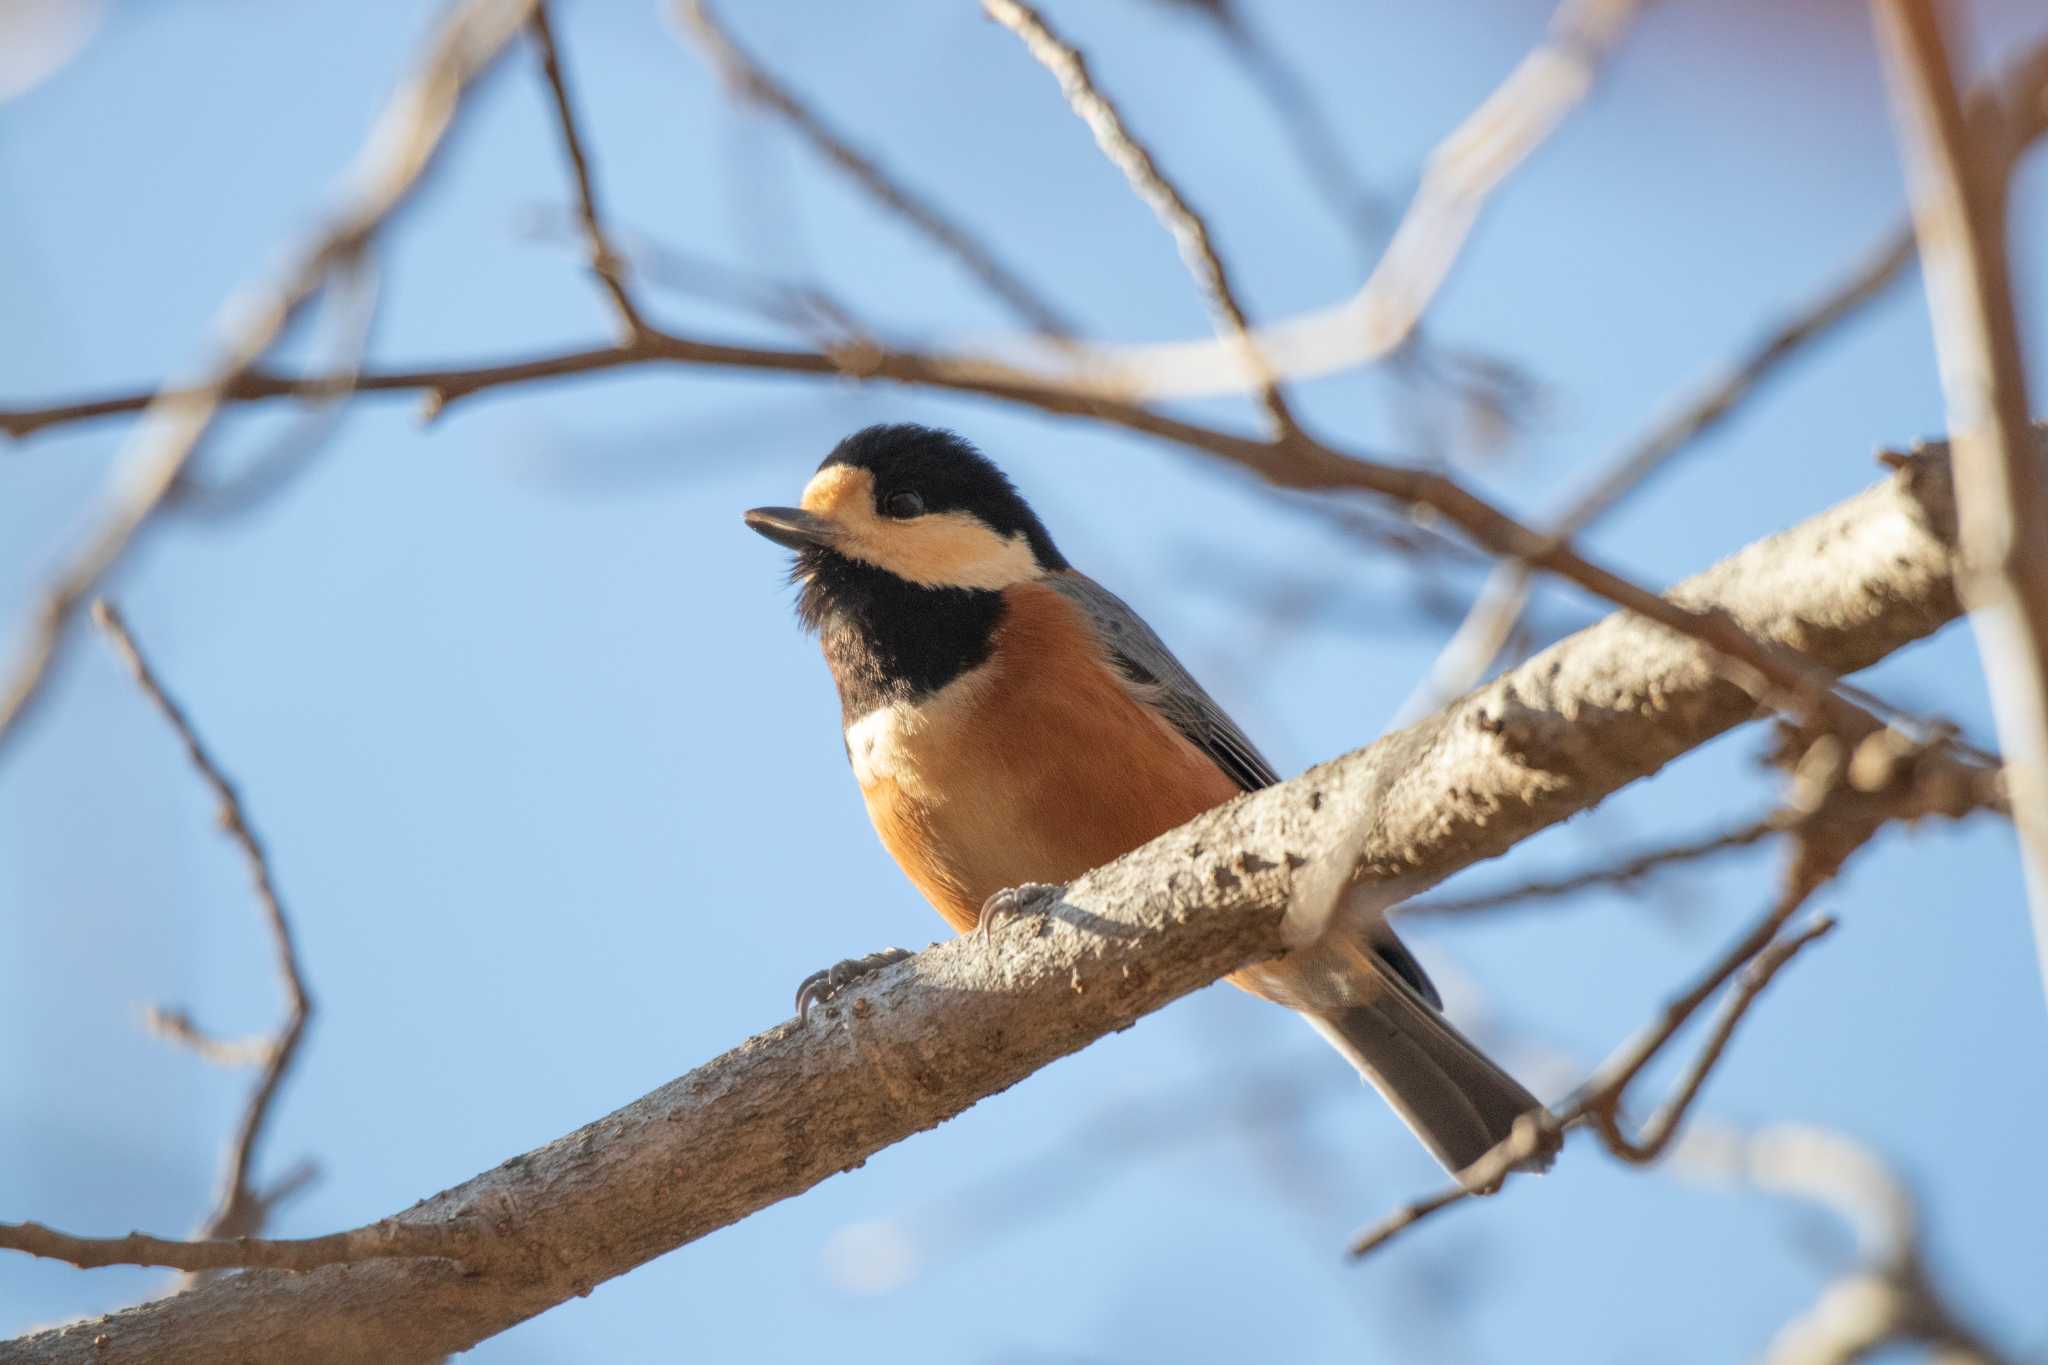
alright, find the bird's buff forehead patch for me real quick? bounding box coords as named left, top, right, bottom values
left=798, top=464, right=872, bottom=520
left=798, top=465, right=1041, bottom=591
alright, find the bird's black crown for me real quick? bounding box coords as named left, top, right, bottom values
left=820, top=424, right=1068, bottom=571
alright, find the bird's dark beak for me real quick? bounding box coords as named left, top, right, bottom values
left=744, top=506, right=840, bottom=551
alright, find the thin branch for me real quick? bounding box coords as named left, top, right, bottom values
left=1400, top=35, right=2048, bottom=719
left=1079, top=0, right=1548, bottom=472
left=0, top=0, right=539, bottom=763
left=0, top=1218, right=461, bottom=1276
left=1588, top=915, right=1837, bottom=1164
left=91, top=601, right=315, bottom=1249
left=518, top=209, right=864, bottom=342
left=1875, top=1, right=2048, bottom=1007
left=1409, top=722, right=2007, bottom=921
left=997, top=0, right=1644, bottom=400
left=1171, top=0, right=1396, bottom=251
left=529, top=1, right=647, bottom=340
left=1, top=320, right=1968, bottom=731
left=984, top=0, right=1296, bottom=435
left=142, top=1008, right=277, bottom=1069
left=1347, top=909, right=1836, bottom=1257
left=1400, top=811, right=1786, bottom=917
left=672, top=0, right=1078, bottom=341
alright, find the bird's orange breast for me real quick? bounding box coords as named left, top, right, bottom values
left=846, top=580, right=1242, bottom=934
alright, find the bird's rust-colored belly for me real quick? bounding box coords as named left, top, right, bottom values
left=848, top=583, right=1241, bottom=934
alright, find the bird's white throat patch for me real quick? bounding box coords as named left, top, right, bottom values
left=843, top=668, right=991, bottom=794
left=845, top=703, right=919, bottom=791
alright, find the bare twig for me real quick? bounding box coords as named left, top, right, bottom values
left=529, top=1, right=647, bottom=340
left=1401, top=811, right=1786, bottom=917
left=1167, top=0, right=1394, bottom=250
left=518, top=210, right=863, bottom=342
left=0, top=0, right=539, bottom=762
left=984, top=0, right=1296, bottom=435
left=1347, top=909, right=1836, bottom=1257
left=0, top=1218, right=460, bottom=1276
left=1410, top=721, right=2007, bottom=920
left=141, top=1008, right=277, bottom=1069
left=1876, top=1, right=2048, bottom=1006
left=1000, top=0, right=1644, bottom=400
left=1158, top=0, right=1545, bottom=473
left=1586, top=915, right=1837, bottom=1164
left=91, top=601, right=315, bottom=1252
left=673, top=0, right=1078, bottom=340
left=1401, top=36, right=2048, bottom=719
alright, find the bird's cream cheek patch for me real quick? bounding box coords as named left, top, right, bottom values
left=877, top=515, right=1038, bottom=589
left=799, top=464, right=1039, bottom=589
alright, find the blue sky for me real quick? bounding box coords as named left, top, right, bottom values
left=3, top=1, right=2046, bottom=1360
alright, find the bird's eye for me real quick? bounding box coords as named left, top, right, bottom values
left=885, top=491, right=925, bottom=519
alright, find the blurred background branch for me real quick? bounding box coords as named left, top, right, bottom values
left=0, top=0, right=541, bottom=759
left=1679, top=1122, right=2012, bottom=1364
left=1876, top=1, right=2048, bottom=1005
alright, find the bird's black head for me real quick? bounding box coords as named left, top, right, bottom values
left=743, top=425, right=1067, bottom=714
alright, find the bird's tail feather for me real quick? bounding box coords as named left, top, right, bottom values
left=1306, top=982, right=1550, bottom=1178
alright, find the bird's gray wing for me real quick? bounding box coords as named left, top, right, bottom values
left=1045, top=571, right=1280, bottom=793
left=1046, top=571, right=1443, bottom=1009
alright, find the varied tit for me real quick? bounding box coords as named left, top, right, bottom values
left=745, top=423, right=1544, bottom=1176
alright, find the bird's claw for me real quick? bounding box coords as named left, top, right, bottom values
left=976, top=882, right=1067, bottom=950
left=795, top=947, right=913, bottom=1024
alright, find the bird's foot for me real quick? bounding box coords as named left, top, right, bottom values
left=794, top=947, right=913, bottom=1024
left=976, top=882, right=1068, bottom=949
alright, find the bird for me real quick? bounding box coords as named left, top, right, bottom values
left=744, top=422, right=1545, bottom=1176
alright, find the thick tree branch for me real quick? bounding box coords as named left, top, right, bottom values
left=0, top=445, right=1974, bottom=1364
left=1876, top=1, right=2048, bottom=1005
